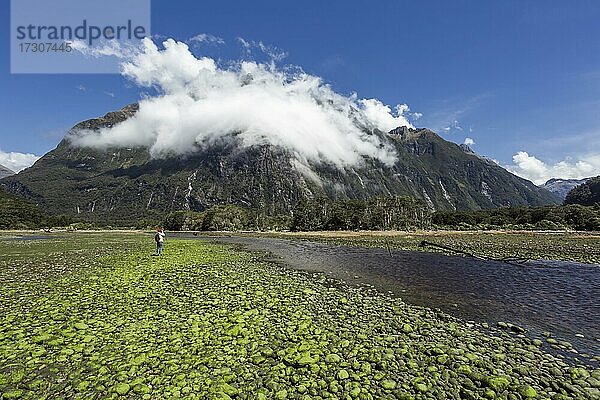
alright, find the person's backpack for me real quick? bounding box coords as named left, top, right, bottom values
left=154, top=233, right=160, bottom=243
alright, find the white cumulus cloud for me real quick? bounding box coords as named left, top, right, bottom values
left=69, top=38, right=414, bottom=169
left=506, top=151, right=600, bottom=185
left=463, top=137, right=475, bottom=146
left=358, top=100, right=412, bottom=133
left=0, top=150, right=40, bottom=172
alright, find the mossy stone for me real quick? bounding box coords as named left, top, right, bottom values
left=338, top=369, right=350, bottom=380
left=381, top=379, right=397, bottom=390
left=114, top=383, right=131, bottom=395
left=133, top=383, right=151, bottom=394
left=325, top=354, right=342, bottom=363
left=520, top=385, right=537, bottom=398
left=415, top=382, right=428, bottom=392
left=3, top=389, right=24, bottom=399
left=298, top=355, right=317, bottom=365
left=488, top=376, right=510, bottom=391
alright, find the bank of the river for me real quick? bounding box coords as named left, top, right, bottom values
left=1, top=233, right=599, bottom=399
left=215, top=230, right=600, bottom=265
left=2, top=229, right=599, bottom=265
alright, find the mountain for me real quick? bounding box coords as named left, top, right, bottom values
left=0, top=164, right=14, bottom=179
left=0, top=104, right=558, bottom=225
left=564, top=176, right=600, bottom=206
left=540, top=178, right=589, bottom=200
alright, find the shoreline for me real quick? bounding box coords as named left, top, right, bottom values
left=3, top=228, right=599, bottom=264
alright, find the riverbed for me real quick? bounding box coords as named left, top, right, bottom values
left=192, top=234, right=600, bottom=362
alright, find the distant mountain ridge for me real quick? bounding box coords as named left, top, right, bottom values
left=564, top=176, right=600, bottom=206
left=540, top=178, right=589, bottom=200
left=0, top=164, right=14, bottom=179
left=0, top=104, right=558, bottom=225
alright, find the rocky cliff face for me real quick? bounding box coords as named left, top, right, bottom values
left=540, top=178, right=589, bottom=200
left=0, top=164, right=14, bottom=179
left=0, top=105, right=558, bottom=225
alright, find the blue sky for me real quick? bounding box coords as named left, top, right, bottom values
left=1, top=0, right=600, bottom=183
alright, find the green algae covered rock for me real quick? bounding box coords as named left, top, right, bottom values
left=337, top=369, right=350, bottom=380
left=113, top=383, right=131, bottom=395
left=382, top=379, right=397, bottom=390
left=488, top=376, right=510, bottom=391
left=73, top=322, right=89, bottom=330
left=325, top=353, right=342, bottom=363
left=3, top=389, right=24, bottom=399
left=520, top=385, right=538, bottom=398
left=298, top=355, right=317, bottom=365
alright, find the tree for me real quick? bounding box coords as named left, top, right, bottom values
left=0, top=188, right=44, bottom=229
left=201, top=205, right=249, bottom=231
left=291, top=196, right=431, bottom=232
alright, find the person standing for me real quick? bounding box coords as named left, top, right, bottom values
left=155, top=228, right=165, bottom=256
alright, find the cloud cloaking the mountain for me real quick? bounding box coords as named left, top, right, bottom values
left=69, top=38, right=414, bottom=168
left=0, top=150, right=40, bottom=172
